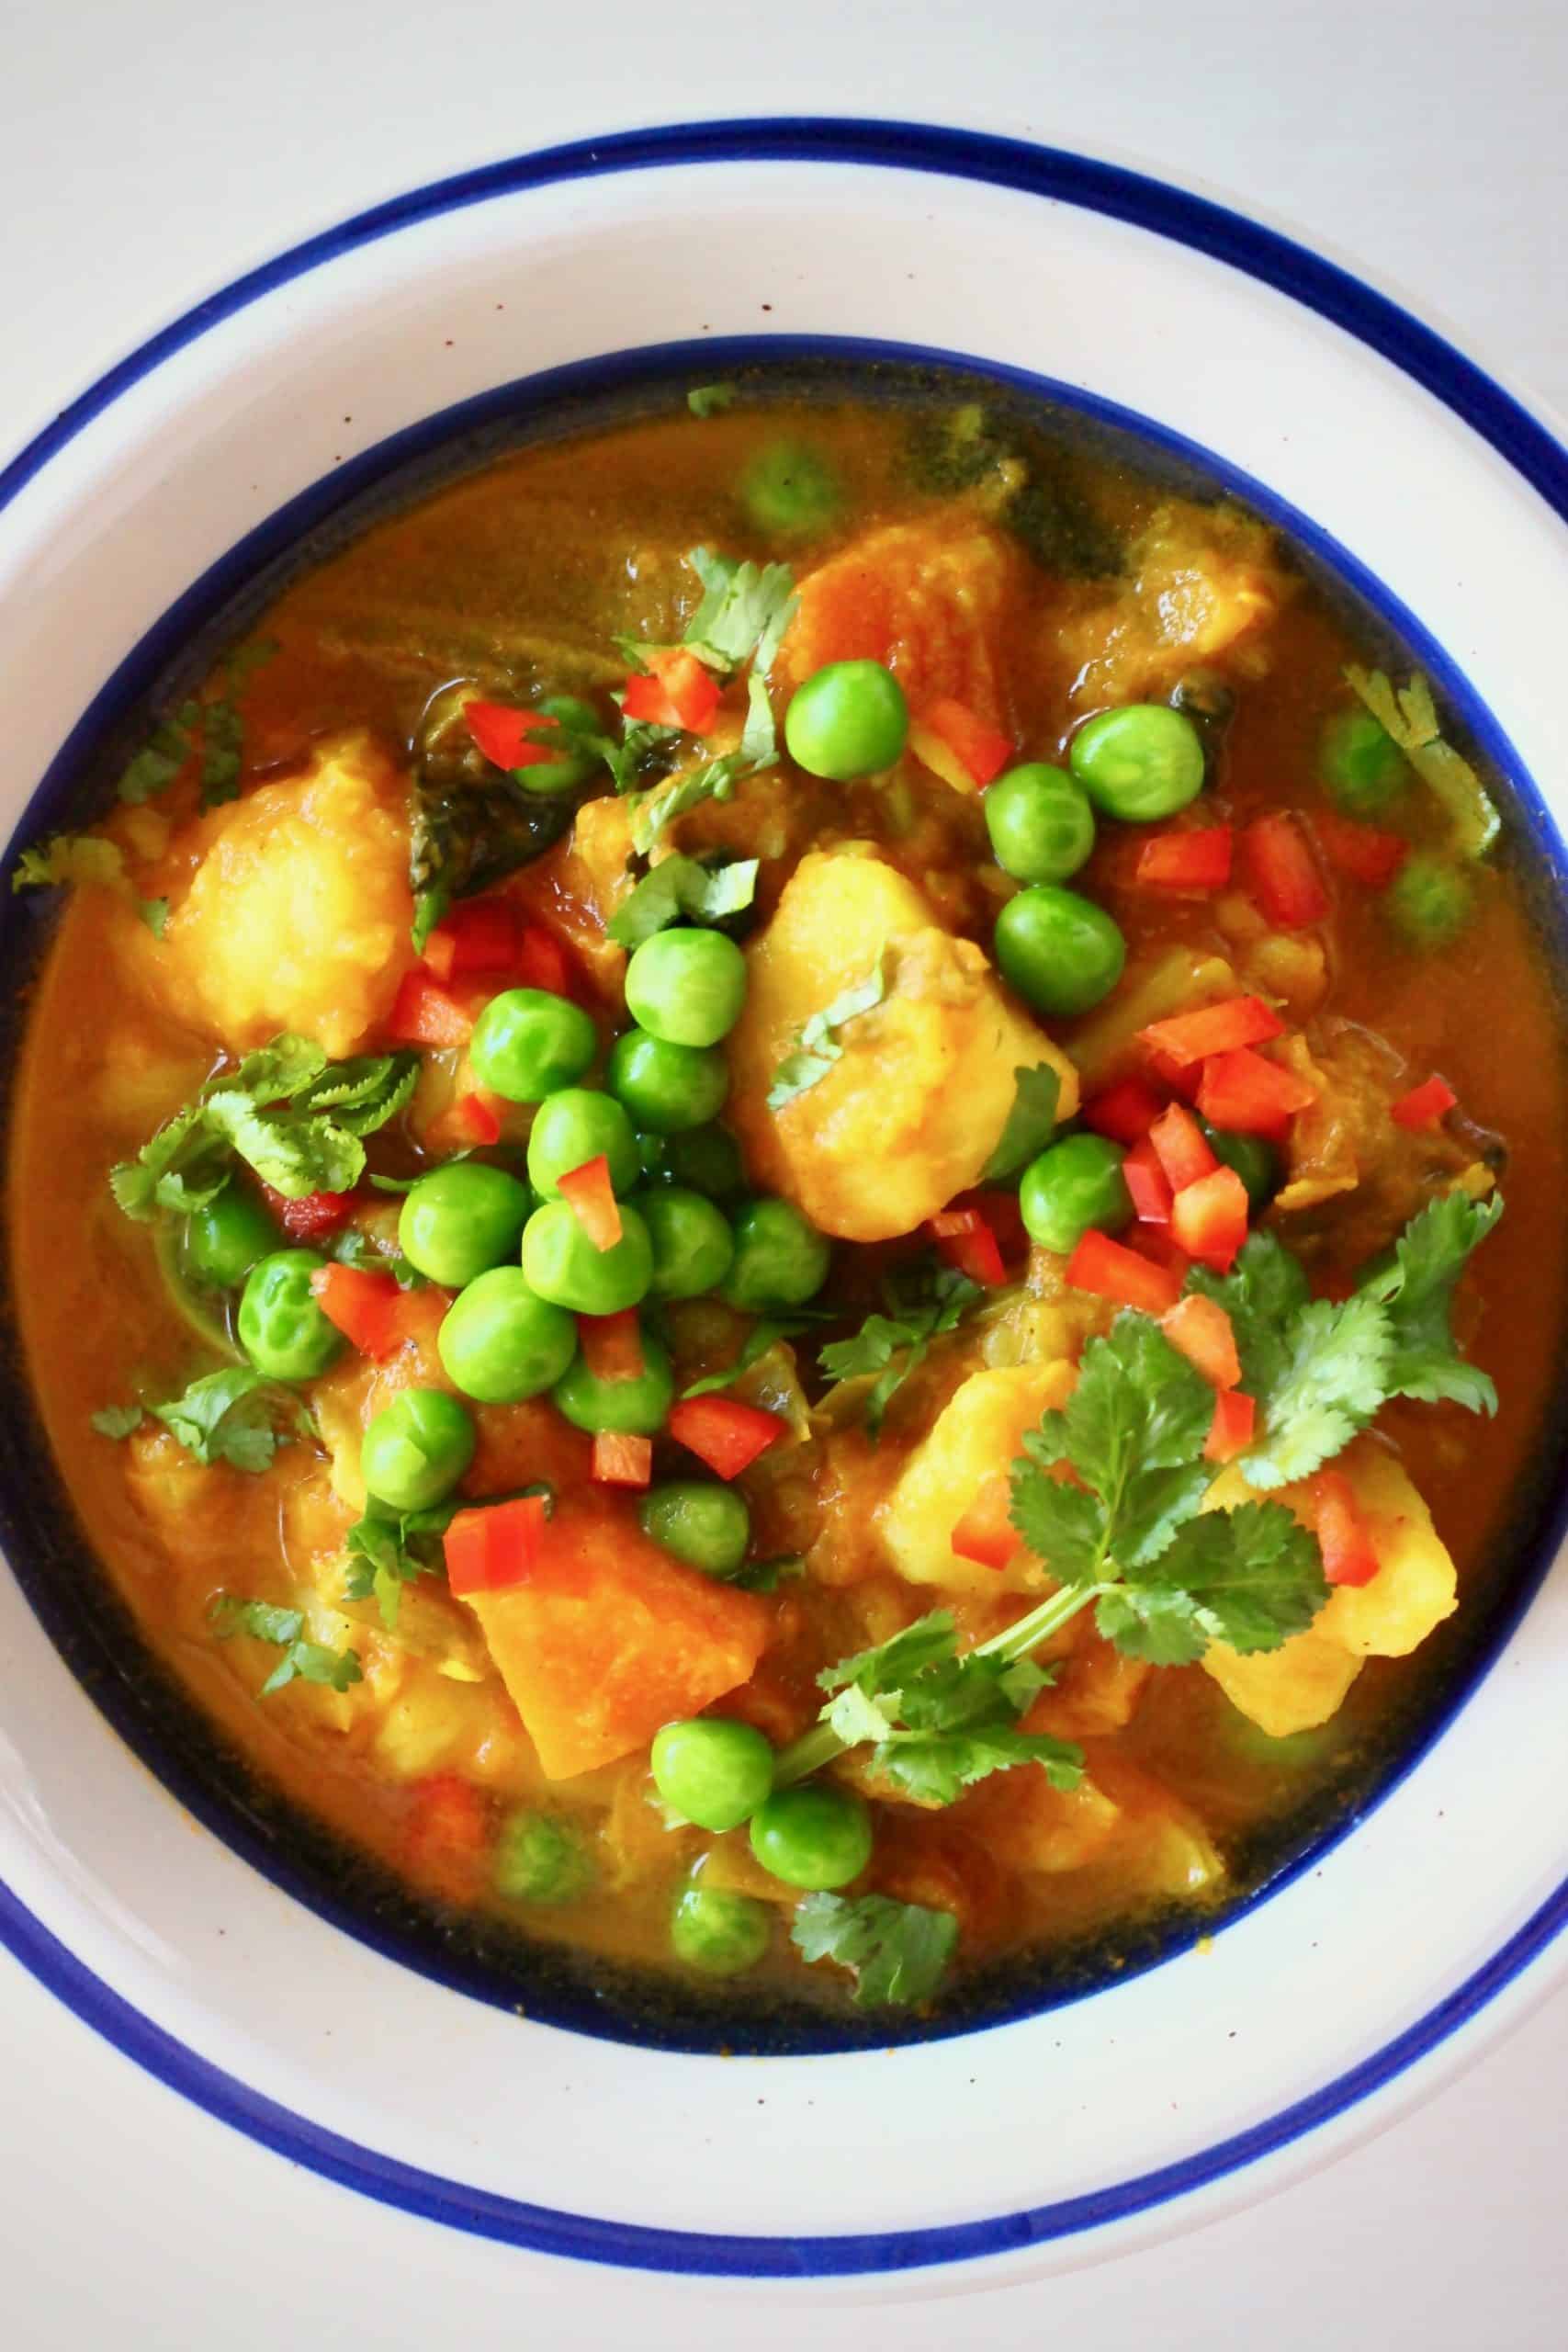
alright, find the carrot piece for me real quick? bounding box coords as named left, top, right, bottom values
left=309, top=1262, right=407, bottom=1360
left=1066, top=1229, right=1183, bottom=1316
left=1160, top=1295, right=1242, bottom=1389
left=1313, top=808, right=1409, bottom=890
left=1203, top=1388, right=1257, bottom=1464
left=1148, top=1102, right=1220, bottom=1193
left=667, top=1396, right=785, bottom=1479
left=557, top=1155, right=623, bottom=1251
left=444, top=1495, right=551, bottom=1597
left=927, top=1205, right=1008, bottom=1286
left=1134, top=825, right=1234, bottom=896
left=1083, top=1075, right=1166, bottom=1144
left=1196, top=1047, right=1317, bottom=1137
left=577, top=1308, right=646, bottom=1382
left=1240, top=812, right=1330, bottom=928
left=950, top=1470, right=1018, bottom=1569
left=1138, top=995, right=1284, bottom=1067
left=917, top=696, right=1014, bottom=788
left=1169, top=1165, right=1251, bottom=1272
left=387, top=970, right=474, bottom=1049
left=1122, top=1136, right=1174, bottom=1225
left=1392, top=1074, right=1458, bottom=1130
left=1310, top=1468, right=1381, bottom=1587
left=592, top=1431, right=653, bottom=1488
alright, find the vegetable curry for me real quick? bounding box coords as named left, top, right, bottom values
left=9, top=373, right=1566, bottom=2020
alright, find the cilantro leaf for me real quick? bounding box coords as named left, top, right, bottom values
left=680, top=1315, right=823, bottom=1399
left=118, top=707, right=197, bottom=804
left=1343, top=666, right=1499, bottom=858
left=150, top=1368, right=292, bottom=1473
left=682, top=548, right=797, bottom=675
left=1187, top=1231, right=1311, bottom=1402
left=791, top=1894, right=959, bottom=2008
left=138, top=897, right=169, bottom=937
left=12, top=832, right=126, bottom=893
left=607, top=854, right=760, bottom=949
left=344, top=1498, right=457, bottom=1628
left=818, top=1610, right=958, bottom=1698
left=875, top=1724, right=1082, bottom=1807
left=628, top=752, right=751, bottom=854
left=91, top=1404, right=145, bottom=1440
left=1235, top=1292, right=1393, bottom=1488
left=981, top=1064, right=1062, bottom=1182
left=209, top=1595, right=362, bottom=1695
left=1096, top=1501, right=1327, bottom=1664
left=687, top=383, right=736, bottom=418
left=818, top=1261, right=980, bottom=1439
left=1359, top=1191, right=1502, bottom=1411
left=768, top=956, right=888, bottom=1112
left=739, top=673, right=778, bottom=766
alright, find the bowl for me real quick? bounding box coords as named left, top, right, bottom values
left=3, top=119, right=1568, bottom=2291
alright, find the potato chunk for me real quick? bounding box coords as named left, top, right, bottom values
left=1058, top=501, right=1286, bottom=707
left=1201, top=1444, right=1458, bottom=1737
left=726, top=849, right=1078, bottom=1240
left=161, top=735, right=414, bottom=1057
left=879, top=1361, right=1074, bottom=1595
left=776, top=515, right=1021, bottom=724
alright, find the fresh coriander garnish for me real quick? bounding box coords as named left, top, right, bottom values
left=1358, top=1191, right=1502, bottom=1412
left=607, top=854, right=760, bottom=950
left=11, top=832, right=127, bottom=893
left=681, top=548, right=797, bottom=676
left=1343, top=666, right=1499, bottom=858
left=148, top=1367, right=311, bottom=1475
left=209, top=1596, right=363, bottom=1696
left=343, top=1498, right=457, bottom=1629
left=91, top=1403, right=145, bottom=1440
left=687, top=383, right=737, bottom=419
left=628, top=751, right=756, bottom=854
left=791, top=1893, right=959, bottom=2008
left=767, top=956, right=888, bottom=1112
left=680, top=1313, right=828, bottom=1400
left=818, top=1261, right=980, bottom=1438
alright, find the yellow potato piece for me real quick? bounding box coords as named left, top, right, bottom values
left=160, top=734, right=414, bottom=1058
left=1201, top=1444, right=1458, bottom=1737
left=726, top=848, right=1078, bottom=1240
left=879, top=1359, right=1074, bottom=1595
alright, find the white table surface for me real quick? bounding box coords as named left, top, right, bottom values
left=4, top=5, right=1566, bottom=2344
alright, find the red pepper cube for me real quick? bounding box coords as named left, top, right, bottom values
left=258, top=1182, right=358, bottom=1243
left=950, top=1470, right=1018, bottom=1569
left=1196, top=1047, right=1317, bottom=1138
left=1160, top=1294, right=1242, bottom=1389
left=1203, top=1388, right=1257, bottom=1464
left=445, top=1495, right=551, bottom=1596
left=309, top=1261, right=406, bottom=1360
left=1065, top=1229, right=1183, bottom=1317
left=927, top=1206, right=1007, bottom=1287
left=1312, top=808, right=1409, bottom=891
left=557, top=1156, right=623, bottom=1252
left=1309, top=1468, right=1381, bottom=1587
left=577, top=1309, right=646, bottom=1382
left=465, top=699, right=563, bottom=772
left=1083, top=1076, right=1166, bottom=1145
left=1148, top=1102, right=1220, bottom=1193
left=1138, top=994, right=1285, bottom=1068
left=1134, top=825, right=1234, bottom=896
left=1122, top=1137, right=1175, bottom=1226
left=387, top=970, right=475, bottom=1050
left=1391, top=1075, right=1459, bottom=1130
left=1169, top=1165, right=1251, bottom=1272
left=592, top=1432, right=653, bottom=1488
left=666, top=1396, right=786, bottom=1480
left=1240, top=812, right=1331, bottom=928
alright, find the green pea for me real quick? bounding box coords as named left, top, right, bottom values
left=722, top=1196, right=830, bottom=1309
left=671, top=1883, right=772, bottom=1976
left=551, top=1325, right=673, bottom=1435
left=1069, top=704, right=1206, bottom=820
left=639, top=1480, right=751, bottom=1577
left=641, top=1122, right=747, bottom=1200
left=984, top=763, right=1097, bottom=883
left=624, top=929, right=748, bottom=1049
left=360, top=1386, right=475, bottom=1513
left=739, top=440, right=840, bottom=538
left=1385, top=852, right=1473, bottom=950
left=237, top=1250, right=344, bottom=1381
left=607, top=1028, right=729, bottom=1132
left=1318, top=707, right=1407, bottom=819
left=749, top=1785, right=873, bottom=1891
left=521, top=1200, right=654, bottom=1316
left=493, top=1808, right=594, bottom=1904
left=1201, top=1120, right=1280, bottom=1210
left=784, top=659, right=908, bottom=781
left=1019, top=1135, right=1132, bottom=1253
left=525, top=1088, right=640, bottom=1198
left=514, top=694, right=604, bottom=797
left=398, top=1162, right=534, bottom=1287
left=993, top=884, right=1126, bottom=1019
left=185, top=1183, right=278, bottom=1289
left=635, top=1187, right=736, bottom=1299
left=468, top=988, right=597, bottom=1103
left=650, top=1717, right=775, bottom=1834
left=436, top=1268, right=577, bottom=1404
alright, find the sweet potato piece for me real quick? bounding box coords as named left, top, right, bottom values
left=464, top=1499, right=771, bottom=1778
left=775, top=516, right=1021, bottom=724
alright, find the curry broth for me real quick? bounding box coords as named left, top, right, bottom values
left=8, top=375, right=1567, bottom=2023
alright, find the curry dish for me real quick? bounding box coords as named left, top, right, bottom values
left=8, top=375, right=1563, bottom=2018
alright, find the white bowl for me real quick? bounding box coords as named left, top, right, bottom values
left=3, top=120, right=1567, bottom=2292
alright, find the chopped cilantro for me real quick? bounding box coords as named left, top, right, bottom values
left=607, top=854, right=760, bottom=950
left=681, top=1314, right=826, bottom=1399
left=11, top=832, right=126, bottom=893
left=687, top=383, right=736, bottom=418
left=138, top=897, right=169, bottom=937
left=330, top=1228, right=425, bottom=1290
left=209, top=1595, right=363, bottom=1695
left=1358, top=1190, right=1502, bottom=1412
left=818, top=1261, right=980, bottom=1438
left=91, top=1404, right=145, bottom=1440
left=981, top=1064, right=1062, bottom=1182
left=681, top=548, right=797, bottom=675
left=344, top=1498, right=457, bottom=1628
left=150, top=1367, right=308, bottom=1475
left=768, top=956, right=888, bottom=1112
left=118, top=707, right=198, bottom=804
left=791, top=1893, right=959, bottom=2008
left=1343, top=666, right=1500, bottom=858
left=628, top=752, right=754, bottom=854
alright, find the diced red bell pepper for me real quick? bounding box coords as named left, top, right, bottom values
left=465, top=699, right=566, bottom=772
left=950, top=1471, right=1018, bottom=1570
left=1312, top=808, right=1409, bottom=890
left=577, top=1308, right=646, bottom=1382
left=422, top=898, right=519, bottom=983
left=1122, top=1136, right=1174, bottom=1225
left=1203, top=1388, right=1257, bottom=1464
left=514, top=922, right=574, bottom=998
left=927, top=1206, right=1007, bottom=1287
left=918, top=697, right=1014, bottom=789
left=445, top=1495, right=551, bottom=1597
left=622, top=648, right=723, bottom=734
left=1066, top=1228, right=1183, bottom=1316
left=388, top=969, right=475, bottom=1049
left=1240, top=812, right=1330, bottom=928
left=1138, top=994, right=1285, bottom=1068
left=1391, top=1074, right=1458, bottom=1131
left=309, top=1261, right=407, bottom=1360
left=667, top=1396, right=785, bottom=1480
left=1196, top=1046, right=1317, bottom=1137
left=1134, top=825, right=1234, bottom=896
left=592, top=1431, right=653, bottom=1488
left=1083, top=1075, right=1166, bottom=1144
left=1160, top=1294, right=1242, bottom=1389
left=403, top=1773, right=491, bottom=1891
left=1126, top=1227, right=1196, bottom=1287
left=1310, top=1467, right=1381, bottom=1587
left=1148, top=1102, right=1219, bottom=1193
left=557, top=1155, right=623, bottom=1252
left=1169, top=1164, right=1251, bottom=1272
left=453, top=1090, right=504, bottom=1147
left=258, top=1182, right=358, bottom=1243
left=948, top=1187, right=1030, bottom=1261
